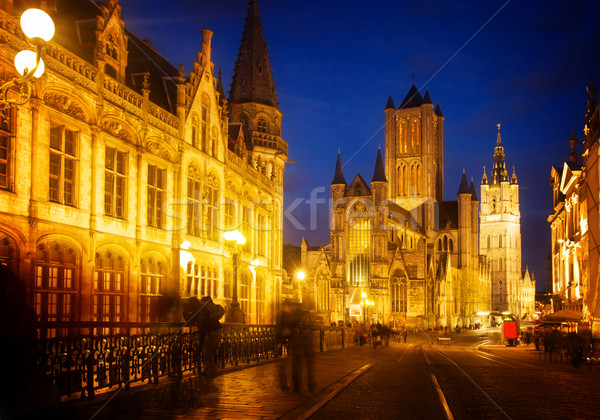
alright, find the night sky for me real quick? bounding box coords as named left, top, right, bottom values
left=122, top=0, right=600, bottom=291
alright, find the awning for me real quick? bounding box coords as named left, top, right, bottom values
left=543, top=309, right=583, bottom=322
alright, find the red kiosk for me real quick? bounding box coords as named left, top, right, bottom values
left=501, top=313, right=520, bottom=346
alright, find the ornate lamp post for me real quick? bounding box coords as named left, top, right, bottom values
left=224, top=229, right=246, bottom=323
left=360, top=291, right=374, bottom=323
left=0, top=8, right=55, bottom=106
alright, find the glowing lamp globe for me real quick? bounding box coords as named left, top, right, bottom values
left=20, top=8, right=55, bottom=42
left=14, top=50, right=44, bottom=78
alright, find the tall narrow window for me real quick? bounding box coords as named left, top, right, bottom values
left=240, top=272, right=251, bottom=319
left=94, top=250, right=126, bottom=334
left=140, top=257, right=164, bottom=323
left=256, top=275, right=265, bottom=324
left=498, top=234, right=503, bottom=248
left=49, top=123, right=78, bottom=206
left=410, top=119, right=420, bottom=153
left=147, top=164, right=166, bottom=228
left=211, top=127, right=218, bottom=157
left=399, top=120, right=408, bottom=153
left=187, top=165, right=202, bottom=236
left=257, top=117, right=267, bottom=133
left=391, top=278, right=407, bottom=312
left=105, top=147, right=127, bottom=218
left=0, top=107, right=13, bottom=190
left=415, top=163, right=421, bottom=195
left=203, top=176, right=219, bottom=240
left=201, top=97, right=209, bottom=153
left=34, top=242, right=78, bottom=338
left=191, top=115, right=199, bottom=148
left=347, top=203, right=370, bottom=287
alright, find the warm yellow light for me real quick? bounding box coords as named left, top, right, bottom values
left=21, top=8, right=55, bottom=42
left=14, top=50, right=44, bottom=78
left=476, top=311, right=489, bottom=316
left=296, top=271, right=305, bottom=280
left=250, top=259, right=260, bottom=267
left=181, top=240, right=191, bottom=250
left=361, top=292, right=367, bottom=298
left=223, top=229, right=246, bottom=245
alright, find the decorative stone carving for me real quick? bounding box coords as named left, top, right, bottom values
left=43, top=92, right=87, bottom=122
left=101, top=119, right=134, bottom=143
left=146, top=139, right=173, bottom=162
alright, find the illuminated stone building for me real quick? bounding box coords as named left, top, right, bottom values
left=480, top=126, right=535, bottom=317
left=0, top=0, right=286, bottom=337
left=298, top=86, right=491, bottom=329
left=548, top=133, right=585, bottom=314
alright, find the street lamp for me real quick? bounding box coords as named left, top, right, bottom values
left=360, top=292, right=374, bottom=323
left=223, top=229, right=246, bottom=323
left=0, top=8, right=55, bottom=106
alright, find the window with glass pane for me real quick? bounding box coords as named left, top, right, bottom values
left=94, top=251, right=126, bottom=325
left=0, top=107, right=13, bottom=190
left=34, top=243, right=78, bottom=328
left=203, top=177, right=218, bottom=240
left=347, top=204, right=371, bottom=287
left=49, top=123, right=77, bottom=205
left=140, top=258, right=164, bottom=322
left=147, top=164, right=165, bottom=228
left=187, top=167, right=202, bottom=236
left=105, top=146, right=127, bottom=218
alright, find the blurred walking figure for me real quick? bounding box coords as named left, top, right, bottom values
left=276, top=301, right=300, bottom=390
left=401, top=329, right=408, bottom=343
left=198, top=296, right=225, bottom=376
left=292, top=311, right=316, bottom=393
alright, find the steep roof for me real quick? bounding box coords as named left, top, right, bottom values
left=385, top=94, right=396, bottom=109
left=371, top=148, right=387, bottom=182
left=457, top=171, right=470, bottom=195
left=228, top=0, right=278, bottom=107
left=434, top=103, right=443, bottom=117
left=399, top=83, right=424, bottom=109
left=331, top=152, right=347, bottom=185
left=470, top=180, right=478, bottom=201
left=423, top=89, right=433, bottom=104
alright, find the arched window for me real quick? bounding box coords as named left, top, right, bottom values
left=410, top=119, right=420, bottom=153
left=140, top=256, right=165, bottom=323
left=487, top=235, right=491, bottom=249
left=438, top=238, right=442, bottom=251
left=499, top=258, right=503, bottom=271
left=0, top=232, right=17, bottom=271
left=187, top=164, right=202, bottom=236
left=34, top=241, right=79, bottom=338
left=94, top=249, right=127, bottom=334
left=411, top=164, right=417, bottom=195
left=499, top=234, right=503, bottom=248
left=391, top=278, right=407, bottom=312
left=399, top=120, right=408, bottom=153
left=257, top=117, right=267, bottom=133
left=449, top=239, right=454, bottom=252
left=443, top=236, right=448, bottom=251
left=415, top=163, right=421, bottom=195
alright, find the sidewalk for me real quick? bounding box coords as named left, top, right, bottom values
left=26, top=344, right=379, bottom=419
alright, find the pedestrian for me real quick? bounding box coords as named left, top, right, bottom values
left=292, top=311, right=316, bottom=393
left=402, top=329, right=408, bottom=343
left=198, top=296, right=225, bottom=376
left=381, top=324, right=391, bottom=347
left=275, top=301, right=300, bottom=390
left=371, top=323, right=382, bottom=349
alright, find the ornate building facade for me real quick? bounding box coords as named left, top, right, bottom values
left=480, top=126, right=535, bottom=317
left=297, top=86, right=492, bottom=329
left=0, top=0, right=286, bottom=337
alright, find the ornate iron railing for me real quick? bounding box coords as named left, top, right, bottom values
left=35, top=322, right=352, bottom=400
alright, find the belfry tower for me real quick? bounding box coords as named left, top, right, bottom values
left=228, top=0, right=288, bottom=181
left=480, top=125, right=522, bottom=314
left=384, top=84, right=444, bottom=234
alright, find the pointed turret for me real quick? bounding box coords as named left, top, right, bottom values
left=470, top=179, right=478, bottom=201
left=434, top=102, right=443, bottom=117
left=371, top=147, right=387, bottom=183
left=399, top=83, right=424, bottom=109
left=331, top=151, right=347, bottom=185
left=481, top=166, right=488, bottom=185
left=458, top=169, right=470, bottom=195
left=423, top=89, right=433, bottom=104
left=491, top=124, right=509, bottom=184
left=229, top=0, right=278, bottom=107
left=511, top=166, right=518, bottom=184
left=385, top=94, right=396, bottom=109
left=216, top=69, right=226, bottom=107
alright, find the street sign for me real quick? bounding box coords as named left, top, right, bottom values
left=349, top=303, right=362, bottom=317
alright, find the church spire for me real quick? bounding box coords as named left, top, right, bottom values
left=331, top=151, right=347, bottom=185
left=491, top=124, right=508, bottom=185
left=371, top=147, right=387, bottom=182
left=229, top=0, right=278, bottom=107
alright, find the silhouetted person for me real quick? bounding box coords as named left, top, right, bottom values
left=292, top=311, right=316, bottom=393
left=275, top=301, right=300, bottom=390
left=0, top=265, right=47, bottom=417
left=198, top=296, right=225, bottom=376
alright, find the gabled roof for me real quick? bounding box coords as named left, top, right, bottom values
left=346, top=174, right=371, bottom=197
left=399, top=84, right=424, bottom=109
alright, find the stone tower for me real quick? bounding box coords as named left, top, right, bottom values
left=228, top=0, right=288, bottom=181
left=480, top=125, right=522, bottom=314
left=384, top=84, right=444, bottom=235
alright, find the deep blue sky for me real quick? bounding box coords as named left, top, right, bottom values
left=122, top=0, right=600, bottom=291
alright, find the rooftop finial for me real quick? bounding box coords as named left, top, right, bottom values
left=497, top=123, right=502, bottom=145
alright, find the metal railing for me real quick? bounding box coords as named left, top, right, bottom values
left=34, top=322, right=353, bottom=400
